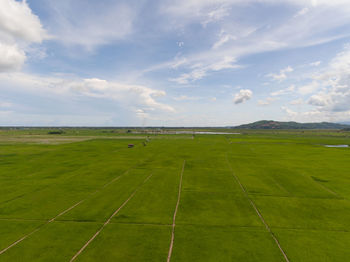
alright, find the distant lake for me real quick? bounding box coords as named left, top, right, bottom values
left=175, top=131, right=241, bottom=135
left=325, top=145, right=349, bottom=148
left=132, top=130, right=241, bottom=135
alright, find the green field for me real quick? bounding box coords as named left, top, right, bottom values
left=0, top=129, right=349, bottom=261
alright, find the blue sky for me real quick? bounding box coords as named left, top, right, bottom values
left=1, top=0, right=350, bottom=126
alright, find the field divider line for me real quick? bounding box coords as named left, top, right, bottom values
left=226, top=155, right=290, bottom=262
left=0, top=227, right=41, bottom=255
left=0, top=162, right=142, bottom=256
left=70, top=172, right=154, bottom=262
left=313, top=180, right=341, bottom=198
left=167, top=160, right=185, bottom=262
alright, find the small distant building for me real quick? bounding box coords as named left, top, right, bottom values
left=128, top=144, right=134, bottom=148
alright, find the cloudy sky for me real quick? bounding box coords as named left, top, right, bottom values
left=1, top=0, right=350, bottom=126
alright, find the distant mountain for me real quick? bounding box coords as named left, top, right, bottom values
left=339, top=121, right=350, bottom=125
left=232, top=120, right=350, bottom=130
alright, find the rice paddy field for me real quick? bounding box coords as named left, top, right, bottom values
left=0, top=128, right=350, bottom=261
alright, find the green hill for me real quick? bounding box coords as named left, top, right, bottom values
left=233, top=120, right=350, bottom=129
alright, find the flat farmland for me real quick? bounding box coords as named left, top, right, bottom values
left=0, top=129, right=350, bottom=261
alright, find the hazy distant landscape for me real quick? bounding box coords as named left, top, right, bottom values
left=232, top=120, right=350, bottom=130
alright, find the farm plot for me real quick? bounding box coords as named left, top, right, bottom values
left=0, top=131, right=349, bottom=261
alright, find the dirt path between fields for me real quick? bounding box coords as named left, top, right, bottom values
left=226, top=155, right=290, bottom=262
left=315, top=182, right=340, bottom=197
left=167, top=160, right=186, bottom=262
left=70, top=172, right=154, bottom=261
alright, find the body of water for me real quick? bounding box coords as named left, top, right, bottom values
left=325, top=145, right=349, bottom=148
left=175, top=131, right=241, bottom=135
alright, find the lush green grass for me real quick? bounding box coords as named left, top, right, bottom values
left=0, top=129, right=349, bottom=261
left=74, top=223, right=171, bottom=262
left=0, top=220, right=43, bottom=251
left=171, top=225, right=285, bottom=262
left=0, top=221, right=102, bottom=261
left=274, top=229, right=350, bottom=262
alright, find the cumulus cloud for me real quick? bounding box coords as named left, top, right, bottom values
left=283, top=43, right=350, bottom=122
left=0, top=0, right=47, bottom=72
left=233, top=89, right=252, bottom=104
left=0, top=0, right=46, bottom=42
left=0, top=43, right=26, bottom=71
left=0, top=73, right=175, bottom=114
left=308, top=94, right=328, bottom=107
left=306, top=44, right=350, bottom=113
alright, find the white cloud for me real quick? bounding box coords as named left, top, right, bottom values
left=177, top=41, right=184, bottom=47
left=0, top=43, right=26, bottom=71
left=271, top=85, right=295, bottom=96
left=279, top=108, right=350, bottom=123
left=308, top=94, right=328, bottom=107
left=0, top=0, right=47, bottom=72
left=170, top=56, right=241, bottom=84
left=170, top=68, right=207, bottom=84
left=289, top=98, right=303, bottom=105
left=213, top=31, right=236, bottom=49
left=202, top=4, right=231, bottom=26
left=294, top=7, right=309, bottom=18
left=211, top=97, right=217, bottom=101
left=298, top=81, right=320, bottom=95
left=135, top=108, right=149, bottom=119
left=0, top=73, right=175, bottom=115
left=267, top=66, right=294, bottom=82
left=310, top=61, right=321, bottom=66
left=44, top=1, right=135, bottom=50
left=284, top=43, right=350, bottom=122
left=0, top=0, right=46, bottom=42
left=258, top=97, right=277, bottom=106
left=0, top=110, right=118, bottom=126
left=151, top=0, right=350, bottom=88
left=281, top=106, right=298, bottom=118
left=162, top=0, right=232, bottom=27
left=173, top=95, right=200, bottom=101
left=233, top=89, right=252, bottom=104
left=170, top=57, right=188, bottom=69
left=161, top=0, right=350, bottom=39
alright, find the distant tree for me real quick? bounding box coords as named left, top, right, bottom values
left=48, top=130, right=64, bottom=135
